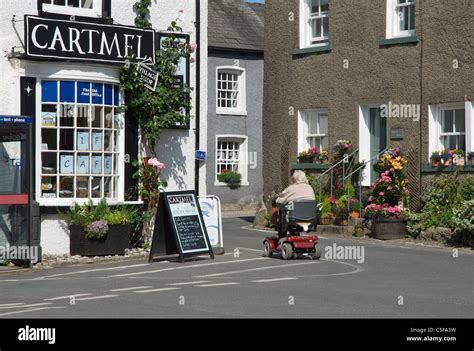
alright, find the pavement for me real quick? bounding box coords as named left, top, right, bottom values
left=0, top=217, right=472, bottom=318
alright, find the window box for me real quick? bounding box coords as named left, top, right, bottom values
left=69, top=224, right=130, bottom=256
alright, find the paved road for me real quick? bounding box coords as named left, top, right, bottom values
left=0, top=217, right=473, bottom=318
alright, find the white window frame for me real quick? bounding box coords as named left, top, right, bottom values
left=297, top=109, right=329, bottom=153
left=216, top=66, right=247, bottom=116
left=215, top=135, right=249, bottom=186
left=35, top=77, right=125, bottom=207
left=386, top=0, right=416, bottom=39
left=299, top=0, right=329, bottom=49
left=428, top=102, right=473, bottom=158
left=42, top=0, right=103, bottom=18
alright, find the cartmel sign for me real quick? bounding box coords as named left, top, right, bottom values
left=149, top=191, right=214, bottom=263
left=25, top=15, right=155, bottom=64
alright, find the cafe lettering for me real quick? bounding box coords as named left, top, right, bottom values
left=26, top=15, right=156, bottom=64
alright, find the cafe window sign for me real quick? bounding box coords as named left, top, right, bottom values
left=25, top=15, right=156, bottom=64
left=40, top=80, right=122, bottom=202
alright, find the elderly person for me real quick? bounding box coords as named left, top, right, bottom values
left=275, top=170, right=315, bottom=206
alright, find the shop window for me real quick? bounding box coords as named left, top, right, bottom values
left=39, top=80, right=121, bottom=203
left=41, top=0, right=103, bottom=17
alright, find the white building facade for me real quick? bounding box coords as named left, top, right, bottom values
left=0, top=0, right=208, bottom=255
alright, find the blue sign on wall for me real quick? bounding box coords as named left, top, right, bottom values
left=196, top=150, right=207, bottom=161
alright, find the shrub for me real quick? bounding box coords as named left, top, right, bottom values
left=85, top=220, right=109, bottom=240
left=217, top=170, right=241, bottom=185
left=320, top=197, right=332, bottom=217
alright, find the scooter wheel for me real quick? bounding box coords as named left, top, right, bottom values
left=263, top=241, right=272, bottom=258
left=281, top=243, right=293, bottom=260
left=313, top=245, right=322, bottom=260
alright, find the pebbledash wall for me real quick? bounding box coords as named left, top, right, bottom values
left=0, top=0, right=208, bottom=255
left=263, top=0, right=474, bottom=209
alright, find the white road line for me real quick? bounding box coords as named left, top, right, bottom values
left=40, top=263, right=150, bottom=278
left=75, top=295, right=119, bottom=301
left=133, top=287, right=181, bottom=294
left=167, top=281, right=212, bottom=286
left=195, top=261, right=319, bottom=278
left=44, top=293, right=93, bottom=301
left=109, top=257, right=268, bottom=278
left=0, top=306, right=66, bottom=317
left=0, top=302, right=52, bottom=310
left=110, top=286, right=152, bottom=292
left=195, top=282, right=240, bottom=287
left=0, top=279, right=19, bottom=282
left=0, top=303, right=26, bottom=307
left=252, top=277, right=298, bottom=283
left=236, top=247, right=264, bottom=253
left=0, top=278, right=71, bottom=283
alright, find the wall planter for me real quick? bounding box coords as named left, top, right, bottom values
left=371, top=218, right=406, bottom=240
left=70, top=225, right=131, bottom=256
left=297, top=155, right=314, bottom=164
left=319, top=216, right=331, bottom=225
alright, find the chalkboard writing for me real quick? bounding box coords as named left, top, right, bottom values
left=149, top=191, right=214, bottom=262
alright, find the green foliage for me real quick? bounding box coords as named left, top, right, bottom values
left=263, top=212, right=271, bottom=228
left=104, top=210, right=131, bottom=226
left=217, top=170, right=241, bottom=185
left=320, top=197, right=332, bottom=217
left=60, top=199, right=131, bottom=227
left=451, top=200, right=474, bottom=234
left=335, top=196, right=349, bottom=219
left=133, top=0, right=152, bottom=29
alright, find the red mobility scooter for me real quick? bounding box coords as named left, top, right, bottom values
left=263, top=200, right=321, bottom=260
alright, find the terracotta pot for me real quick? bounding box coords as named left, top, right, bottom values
left=351, top=211, right=360, bottom=220
left=331, top=210, right=337, bottom=219
left=319, top=216, right=331, bottom=225
left=354, top=228, right=365, bottom=237
left=443, top=158, right=452, bottom=166
left=337, top=218, right=349, bottom=226
left=431, top=160, right=440, bottom=167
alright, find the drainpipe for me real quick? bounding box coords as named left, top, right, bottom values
left=194, top=0, right=201, bottom=194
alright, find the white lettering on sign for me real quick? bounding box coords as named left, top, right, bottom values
left=31, top=24, right=48, bottom=49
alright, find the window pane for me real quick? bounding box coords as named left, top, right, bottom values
left=76, top=176, right=89, bottom=198
left=309, top=114, right=318, bottom=134
left=104, top=131, right=113, bottom=151
left=310, top=0, right=319, bottom=14
left=319, top=114, right=328, bottom=134
left=59, top=129, right=74, bottom=150
left=104, top=107, right=113, bottom=128
left=54, top=0, right=66, bottom=6
left=76, top=105, right=91, bottom=127
left=42, top=129, right=57, bottom=151
left=41, top=176, right=57, bottom=198
left=91, top=177, right=102, bottom=198
left=320, top=0, right=329, bottom=13
left=104, top=177, right=112, bottom=198
left=408, top=4, right=415, bottom=30
left=92, top=106, right=103, bottom=128
left=77, top=154, right=89, bottom=174
left=442, top=110, right=453, bottom=133
left=312, top=18, right=322, bottom=38
left=41, top=104, right=58, bottom=127
left=454, top=109, right=465, bottom=133
left=41, top=152, right=57, bottom=175
left=59, top=177, right=74, bottom=198
left=59, top=104, right=74, bottom=127
left=82, top=0, right=93, bottom=9
left=68, top=0, right=79, bottom=7
left=323, top=17, right=329, bottom=37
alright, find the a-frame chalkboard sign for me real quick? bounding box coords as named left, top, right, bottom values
left=148, top=191, right=215, bottom=263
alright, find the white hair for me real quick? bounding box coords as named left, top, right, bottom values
left=292, top=170, right=308, bottom=184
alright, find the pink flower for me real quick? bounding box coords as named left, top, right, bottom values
left=328, top=196, right=335, bottom=204
left=148, top=157, right=166, bottom=170
left=368, top=196, right=373, bottom=202
left=190, top=42, right=198, bottom=52
left=387, top=186, right=393, bottom=190
left=379, top=192, right=384, bottom=196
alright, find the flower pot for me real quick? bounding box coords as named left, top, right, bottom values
left=70, top=225, right=131, bottom=256
left=297, top=155, right=313, bottom=164
left=330, top=210, right=337, bottom=219
left=371, top=218, right=406, bottom=240
left=442, top=158, right=452, bottom=166
left=354, top=228, right=365, bottom=237
left=337, top=217, right=349, bottom=226
left=351, top=211, right=360, bottom=220
left=431, top=160, right=440, bottom=167
left=319, top=216, right=331, bottom=225
left=453, top=157, right=465, bottom=166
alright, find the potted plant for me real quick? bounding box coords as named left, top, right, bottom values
left=364, top=148, right=408, bottom=240
left=332, top=140, right=353, bottom=162
left=319, top=149, right=329, bottom=164
left=452, top=149, right=465, bottom=166
left=430, top=150, right=443, bottom=167
left=335, top=196, right=349, bottom=226
left=441, top=150, right=453, bottom=166
left=217, top=169, right=242, bottom=186
left=319, top=197, right=332, bottom=225
left=350, top=198, right=362, bottom=219
left=60, top=199, right=131, bottom=256
left=468, top=152, right=474, bottom=166
left=353, top=221, right=365, bottom=237
left=297, top=147, right=318, bottom=163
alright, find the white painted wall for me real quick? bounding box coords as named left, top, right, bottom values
left=0, top=0, right=207, bottom=255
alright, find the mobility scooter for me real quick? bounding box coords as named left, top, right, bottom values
left=263, top=200, right=321, bottom=260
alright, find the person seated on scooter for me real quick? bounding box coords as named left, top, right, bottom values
left=274, top=170, right=315, bottom=236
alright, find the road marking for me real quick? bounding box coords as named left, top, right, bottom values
left=110, top=286, right=152, bottom=292
left=75, top=295, right=119, bottom=301
left=0, top=306, right=66, bottom=317
left=252, top=277, right=298, bottom=283
left=0, top=279, right=19, bottom=282
left=39, top=263, right=150, bottom=278
left=44, top=293, right=93, bottom=301
left=195, top=261, right=319, bottom=278
left=0, top=302, right=52, bottom=310
left=133, top=287, right=181, bottom=294
left=0, top=303, right=26, bottom=307
left=0, top=278, right=71, bottom=283
left=195, top=282, right=240, bottom=287
left=167, top=281, right=212, bottom=286
left=236, top=247, right=263, bottom=253
left=109, top=257, right=268, bottom=278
